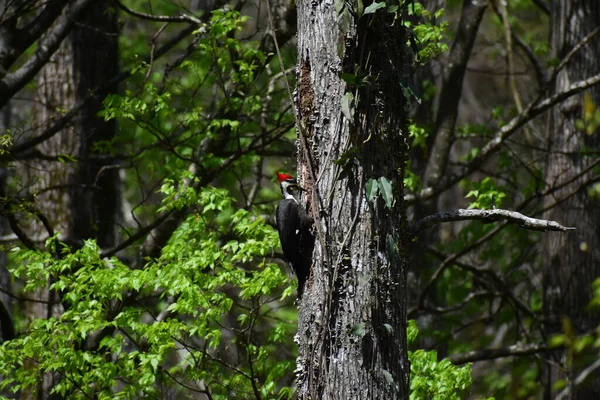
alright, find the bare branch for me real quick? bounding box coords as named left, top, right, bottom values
left=114, top=1, right=201, bottom=24
left=555, top=359, right=600, bottom=400
left=407, top=71, right=600, bottom=205
left=100, top=210, right=173, bottom=259
left=423, top=0, right=488, bottom=188
left=0, top=0, right=96, bottom=109
left=449, top=342, right=549, bottom=365
left=408, top=245, right=537, bottom=321
left=0, top=183, right=37, bottom=249
left=0, top=284, right=53, bottom=305
left=412, top=171, right=600, bottom=313
left=531, top=0, right=550, bottom=15
left=4, top=23, right=200, bottom=159
left=409, top=291, right=492, bottom=318
left=0, top=0, right=66, bottom=71
left=551, top=26, right=600, bottom=85
left=512, top=33, right=546, bottom=88
left=409, top=208, right=575, bottom=236
left=102, top=126, right=288, bottom=260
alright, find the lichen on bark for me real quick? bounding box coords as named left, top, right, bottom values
left=294, top=2, right=411, bottom=399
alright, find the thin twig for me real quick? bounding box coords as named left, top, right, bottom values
left=114, top=1, right=201, bottom=24
left=551, top=26, right=600, bottom=85
left=406, top=71, right=600, bottom=205
left=555, top=359, right=600, bottom=400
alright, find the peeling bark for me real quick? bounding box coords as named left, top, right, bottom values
left=295, top=2, right=410, bottom=398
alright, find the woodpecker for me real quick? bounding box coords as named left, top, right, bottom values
left=275, top=173, right=314, bottom=297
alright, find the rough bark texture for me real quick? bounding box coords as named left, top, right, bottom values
left=295, top=1, right=409, bottom=398
left=70, top=3, right=120, bottom=249
left=21, top=3, right=119, bottom=251
left=21, top=13, right=78, bottom=400
left=543, top=0, right=600, bottom=398
left=20, top=3, right=119, bottom=398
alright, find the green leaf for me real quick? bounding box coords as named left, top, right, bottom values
left=378, top=177, right=393, bottom=209
left=363, top=2, right=386, bottom=15
left=407, top=320, right=419, bottom=344
left=382, top=369, right=395, bottom=384
left=351, top=323, right=366, bottom=337
left=341, top=92, right=354, bottom=122
left=340, top=73, right=360, bottom=85
left=549, top=334, right=566, bottom=347
left=366, top=178, right=379, bottom=203
left=383, top=323, right=393, bottom=334
left=334, top=147, right=358, bottom=166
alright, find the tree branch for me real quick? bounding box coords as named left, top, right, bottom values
left=102, top=126, right=288, bottom=260
left=0, top=0, right=96, bottom=109
left=412, top=171, right=600, bottom=314
left=0, top=184, right=37, bottom=250
left=423, top=0, right=488, bottom=188
left=114, top=1, right=201, bottom=24
left=531, top=0, right=550, bottom=15
left=555, top=359, right=600, bottom=400
left=550, top=26, right=600, bottom=85
left=512, top=33, right=546, bottom=89
left=408, top=245, right=537, bottom=321
left=4, top=23, right=200, bottom=159
left=0, top=0, right=66, bottom=71
left=449, top=342, right=550, bottom=365
left=407, top=71, right=600, bottom=204
left=409, top=208, right=575, bottom=236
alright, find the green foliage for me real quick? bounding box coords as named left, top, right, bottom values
left=404, top=166, right=422, bottom=193
left=0, top=5, right=303, bottom=397
left=404, top=3, right=449, bottom=64
left=363, top=2, right=386, bottom=16
left=576, top=93, right=600, bottom=136
left=97, top=7, right=290, bottom=194
left=366, top=177, right=395, bottom=209
left=0, top=187, right=295, bottom=399
left=465, top=177, right=506, bottom=210
left=409, top=123, right=429, bottom=149
left=408, top=321, right=473, bottom=400
left=545, top=280, right=600, bottom=396
left=0, top=134, right=12, bottom=155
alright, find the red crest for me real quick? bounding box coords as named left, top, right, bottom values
left=276, top=172, right=295, bottom=182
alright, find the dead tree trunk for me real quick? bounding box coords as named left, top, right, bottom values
left=294, top=2, right=410, bottom=398
left=543, top=0, right=600, bottom=398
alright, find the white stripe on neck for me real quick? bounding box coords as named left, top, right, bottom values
left=284, top=190, right=297, bottom=201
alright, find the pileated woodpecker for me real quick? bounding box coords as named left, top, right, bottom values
left=275, top=173, right=314, bottom=297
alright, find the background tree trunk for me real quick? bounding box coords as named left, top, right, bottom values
left=295, top=3, right=410, bottom=398
left=70, top=2, right=120, bottom=249
left=543, top=0, right=600, bottom=397
left=20, top=3, right=119, bottom=398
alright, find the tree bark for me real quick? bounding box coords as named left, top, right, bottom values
left=543, top=0, right=600, bottom=398
left=19, top=3, right=119, bottom=398
left=295, top=2, right=410, bottom=398
left=70, top=2, right=120, bottom=249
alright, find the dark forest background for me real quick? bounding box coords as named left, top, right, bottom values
left=0, top=0, right=599, bottom=399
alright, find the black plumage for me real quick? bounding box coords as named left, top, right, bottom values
left=275, top=182, right=314, bottom=298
